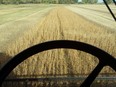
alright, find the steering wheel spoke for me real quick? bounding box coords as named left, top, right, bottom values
left=81, top=62, right=105, bottom=87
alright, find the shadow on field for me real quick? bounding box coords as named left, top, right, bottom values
left=0, top=53, right=23, bottom=87
left=0, top=53, right=11, bottom=69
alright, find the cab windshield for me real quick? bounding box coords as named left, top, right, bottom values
left=0, top=0, right=116, bottom=87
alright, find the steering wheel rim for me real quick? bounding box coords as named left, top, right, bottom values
left=0, top=40, right=116, bottom=87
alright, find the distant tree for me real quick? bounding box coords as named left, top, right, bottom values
left=59, top=0, right=64, bottom=4
left=0, top=0, right=81, bottom=4
left=73, top=0, right=78, bottom=3
left=88, top=0, right=98, bottom=3
left=82, top=0, right=88, bottom=3
left=31, top=0, right=37, bottom=3
left=82, top=0, right=98, bottom=3
left=105, top=0, right=112, bottom=4
left=10, top=0, right=25, bottom=4
left=2, top=0, right=11, bottom=4
left=0, top=0, right=3, bottom=4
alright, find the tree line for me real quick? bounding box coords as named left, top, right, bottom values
left=0, top=0, right=113, bottom=4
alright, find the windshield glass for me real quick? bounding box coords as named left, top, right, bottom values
left=0, top=0, right=116, bottom=87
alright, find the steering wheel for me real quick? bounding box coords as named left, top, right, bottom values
left=0, top=40, right=116, bottom=87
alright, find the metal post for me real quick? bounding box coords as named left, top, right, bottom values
left=112, top=0, right=116, bottom=5
left=25, top=80, right=28, bottom=87
left=103, top=0, right=116, bottom=21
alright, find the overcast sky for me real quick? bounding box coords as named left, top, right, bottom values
left=78, top=0, right=114, bottom=3
left=98, top=0, right=103, bottom=3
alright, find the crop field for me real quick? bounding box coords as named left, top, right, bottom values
left=66, top=4, right=116, bottom=29
left=0, top=4, right=116, bottom=86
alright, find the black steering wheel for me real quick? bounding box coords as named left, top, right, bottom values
left=0, top=40, right=116, bottom=87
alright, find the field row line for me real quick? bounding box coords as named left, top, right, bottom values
left=5, top=76, right=116, bottom=81
left=0, top=7, right=53, bottom=26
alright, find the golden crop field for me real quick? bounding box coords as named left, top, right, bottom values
left=0, top=4, right=116, bottom=87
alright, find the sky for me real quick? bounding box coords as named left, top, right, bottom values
left=78, top=0, right=114, bottom=3
left=97, top=0, right=116, bottom=3
left=98, top=0, right=103, bottom=3
left=78, top=0, right=103, bottom=3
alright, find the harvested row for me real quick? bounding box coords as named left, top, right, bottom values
left=2, top=7, right=116, bottom=77
left=66, top=5, right=116, bottom=30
